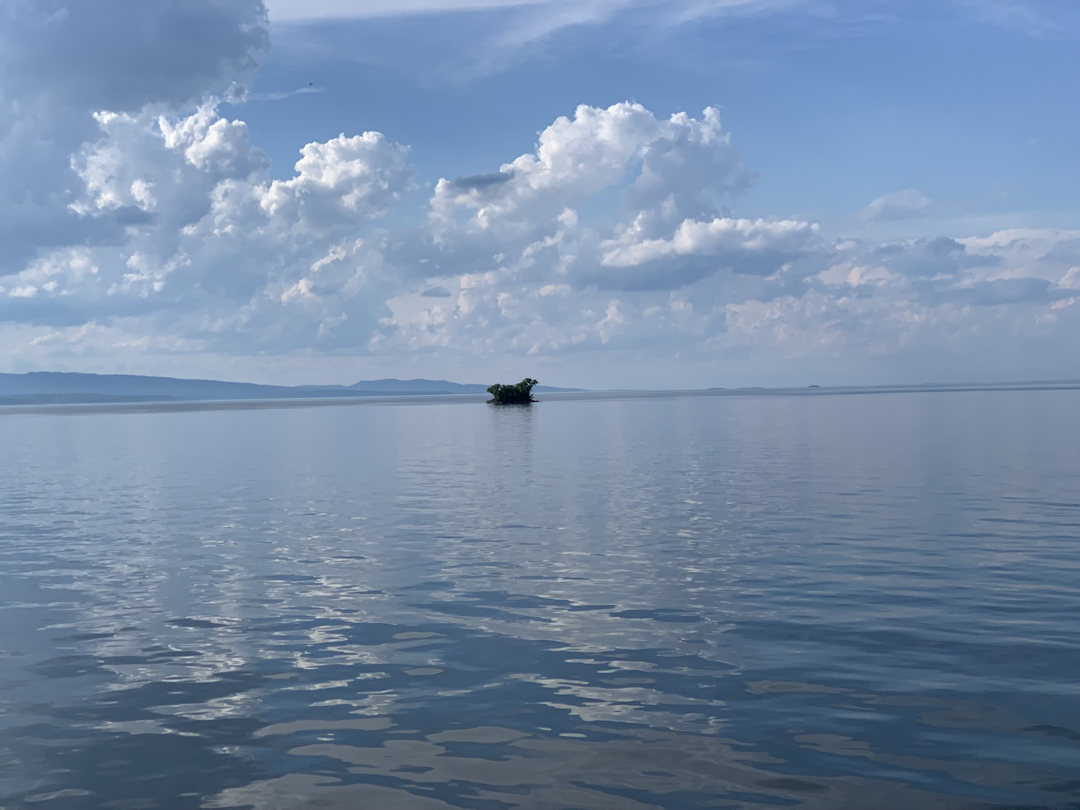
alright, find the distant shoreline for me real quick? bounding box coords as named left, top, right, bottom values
left=0, top=379, right=1076, bottom=417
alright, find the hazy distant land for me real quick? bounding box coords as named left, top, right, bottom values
left=0, top=371, right=1076, bottom=411
left=0, top=372, right=582, bottom=406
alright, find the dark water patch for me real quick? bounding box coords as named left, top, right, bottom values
left=757, top=777, right=830, bottom=793
left=567, top=603, right=617, bottom=611
left=400, top=580, right=457, bottom=591
left=26, top=655, right=112, bottom=680
left=1024, top=725, right=1080, bottom=742
left=52, top=632, right=115, bottom=642
left=611, top=609, right=704, bottom=623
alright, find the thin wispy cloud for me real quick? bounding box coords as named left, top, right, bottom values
left=958, top=0, right=1080, bottom=39
left=248, top=85, right=329, bottom=102
left=266, top=0, right=543, bottom=19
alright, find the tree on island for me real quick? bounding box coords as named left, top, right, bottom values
left=487, top=378, right=538, bottom=404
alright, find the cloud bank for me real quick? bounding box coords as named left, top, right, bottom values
left=0, top=0, right=1076, bottom=385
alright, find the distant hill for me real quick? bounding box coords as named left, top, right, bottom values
left=0, top=372, right=582, bottom=405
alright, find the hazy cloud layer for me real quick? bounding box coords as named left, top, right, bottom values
left=0, top=0, right=1076, bottom=384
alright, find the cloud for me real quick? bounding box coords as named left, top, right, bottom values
left=0, top=6, right=1075, bottom=383
left=1057, top=266, right=1080, bottom=291
left=0, top=0, right=269, bottom=276
left=375, top=197, right=1080, bottom=367
left=264, top=0, right=798, bottom=22
left=266, top=0, right=542, bottom=20
left=2, top=96, right=412, bottom=350
left=932, top=277, right=1067, bottom=307
left=960, top=0, right=1080, bottom=39
left=592, top=217, right=818, bottom=289
left=7, top=87, right=1080, bottom=378
left=264, top=0, right=815, bottom=74
left=403, top=102, right=767, bottom=292
left=7, top=83, right=1079, bottom=379
left=862, top=189, right=934, bottom=223
left=0, top=0, right=268, bottom=111
left=248, top=85, right=328, bottom=101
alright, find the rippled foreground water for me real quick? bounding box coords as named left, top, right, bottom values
left=0, top=390, right=1077, bottom=810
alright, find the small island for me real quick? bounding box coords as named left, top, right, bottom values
left=487, top=378, right=538, bottom=404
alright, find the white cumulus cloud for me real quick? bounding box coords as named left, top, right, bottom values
left=0, top=6, right=1076, bottom=384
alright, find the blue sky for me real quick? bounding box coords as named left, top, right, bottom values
left=252, top=1, right=1077, bottom=224
left=0, top=0, right=1076, bottom=388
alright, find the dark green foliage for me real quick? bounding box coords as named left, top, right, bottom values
left=487, top=378, right=538, bottom=404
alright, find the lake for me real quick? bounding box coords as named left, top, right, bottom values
left=0, top=389, right=1077, bottom=809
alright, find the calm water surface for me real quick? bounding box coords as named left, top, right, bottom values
left=0, top=391, right=1077, bottom=809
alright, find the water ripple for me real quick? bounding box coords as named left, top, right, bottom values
left=1, top=390, right=1077, bottom=809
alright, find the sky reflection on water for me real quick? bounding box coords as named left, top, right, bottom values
left=0, top=391, right=1078, bottom=809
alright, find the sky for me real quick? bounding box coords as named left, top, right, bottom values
left=0, top=0, right=1076, bottom=389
